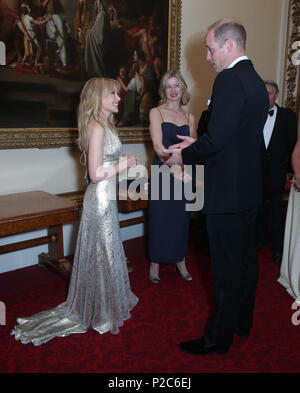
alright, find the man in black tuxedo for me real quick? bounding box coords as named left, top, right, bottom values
left=165, top=19, right=269, bottom=355
left=256, top=80, right=297, bottom=264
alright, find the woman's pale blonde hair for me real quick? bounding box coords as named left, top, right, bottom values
left=77, top=77, right=120, bottom=152
left=159, top=70, right=190, bottom=106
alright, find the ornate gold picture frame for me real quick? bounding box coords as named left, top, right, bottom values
left=0, top=0, right=181, bottom=149
left=283, top=0, right=300, bottom=118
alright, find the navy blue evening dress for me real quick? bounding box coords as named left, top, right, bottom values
left=148, top=121, right=191, bottom=263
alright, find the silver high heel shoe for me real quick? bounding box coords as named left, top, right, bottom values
left=174, top=266, right=192, bottom=281
left=149, top=263, right=160, bottom=283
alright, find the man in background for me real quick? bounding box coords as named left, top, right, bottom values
left=256, top=80, right=297, bottom=264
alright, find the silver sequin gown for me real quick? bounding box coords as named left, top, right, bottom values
left=11, top=128, right=139, bottom=346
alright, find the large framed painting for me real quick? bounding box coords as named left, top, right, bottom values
left=0, top=0, right=181, bottom=149
left=283, top=0, right=300, bottom=121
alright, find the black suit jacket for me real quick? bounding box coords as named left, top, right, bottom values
left=182, top=60, right=269, bottom=214
left=262, top=104, right=297, bottom=191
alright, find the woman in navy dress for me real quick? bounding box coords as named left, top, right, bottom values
left=148, top=70, right=197, bottom=283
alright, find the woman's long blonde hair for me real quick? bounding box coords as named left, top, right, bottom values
left=77, top=77, right=119, bottom=152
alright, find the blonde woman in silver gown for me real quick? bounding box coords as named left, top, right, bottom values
left=11, top=78, right=139, bottom=345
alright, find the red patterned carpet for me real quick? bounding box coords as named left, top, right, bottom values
left=0, top=228, right=300, bottom=374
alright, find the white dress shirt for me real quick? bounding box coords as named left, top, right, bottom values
left=227, top=56, right=249, bottom=69
left=263, top=105, right=277, bottom=148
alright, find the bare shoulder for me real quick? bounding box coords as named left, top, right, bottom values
left=183, top=110, right=195, bottom=125
left=87, top=120, right=105, bottom=136
left=149, top=106, right=163, bottom=122
left=86, top=120, right=107, bottom=145
left=187, top=111, right=195, bottom=122
left=150, top=106, right=162, bottom=116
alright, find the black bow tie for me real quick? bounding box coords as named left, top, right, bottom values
left=269, top=110, right=274, bottom=116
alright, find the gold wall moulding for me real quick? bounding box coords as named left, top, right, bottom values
left=283, top=0, right=300, bottom=115
left=0, top=128, right=151, bottom=150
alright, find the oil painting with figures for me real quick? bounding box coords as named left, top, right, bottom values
left=0, top=0, right=170, bottom=128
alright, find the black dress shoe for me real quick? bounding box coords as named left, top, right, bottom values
left=179, top=337, right=229, bottom=356
left=234, top=326, right=250, bottom=338
left=273, top=253, right=282, bottom=264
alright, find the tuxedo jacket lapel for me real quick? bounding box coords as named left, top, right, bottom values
left=266, top=104, right=281, bottom=152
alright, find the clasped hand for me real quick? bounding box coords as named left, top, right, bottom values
left=163, top=135, right=196, bottom=166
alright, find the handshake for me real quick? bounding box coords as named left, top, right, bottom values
left=163, top=135, right=196, bottom=166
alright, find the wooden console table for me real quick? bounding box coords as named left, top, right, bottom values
left=59, top=190, right=148, bottom=274
left=0, top=190, right=148, bottom=279
left=59, top=189, right=148, bottom=227
left=0, top=191, right=80, bottom=279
